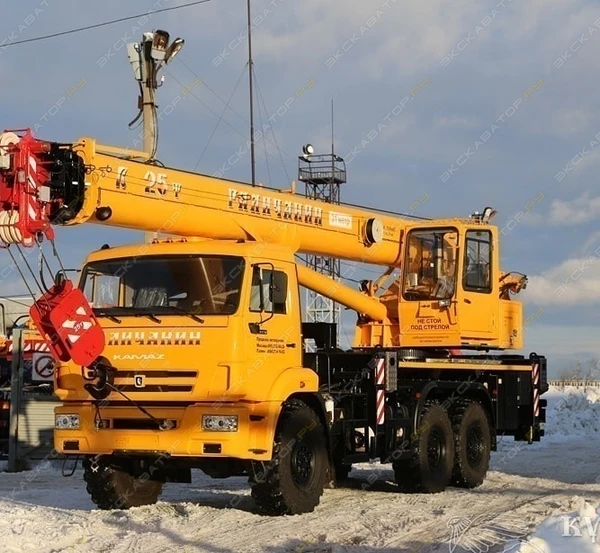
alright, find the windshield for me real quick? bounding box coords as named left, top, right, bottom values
left=81, top=255, right=245, bottom=316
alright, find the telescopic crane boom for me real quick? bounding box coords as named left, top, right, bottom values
left=0, top=130, right=526, bottom=368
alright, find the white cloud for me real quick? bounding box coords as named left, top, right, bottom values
left=251, top=0, right=483, bottom=74
left=527, top=193, right=600, bottom=226
left=582, top=231, right=600, bottom=252
left=435, top=114, right=481, bottom=129
left=526, top=252, right=600, bottom=306
left=550, top=108, right=593, bottom=136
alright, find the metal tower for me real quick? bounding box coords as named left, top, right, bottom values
left=298, top=145, right=346, bottom=331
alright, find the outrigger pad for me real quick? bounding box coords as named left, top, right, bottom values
left=29, top=279, right=105, bottom=367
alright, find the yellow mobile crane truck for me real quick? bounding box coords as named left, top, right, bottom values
left=0, top=130, right=546, bottom=514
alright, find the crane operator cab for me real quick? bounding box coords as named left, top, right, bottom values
left=362, top=213, right=525, bottom=352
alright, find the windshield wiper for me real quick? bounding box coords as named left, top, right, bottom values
left=134, top=312, right=162, bottom=323
left=167, top=306, right=205, bottom=324
left=94, top=310, right=122, bottom=324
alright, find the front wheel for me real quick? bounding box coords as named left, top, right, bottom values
left=250, top=399, right=328, bottom=515
left=394, top=403, right=454, bottom=493
left=83, top=456, right=163, bottom=510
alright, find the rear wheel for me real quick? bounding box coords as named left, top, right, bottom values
left=451, top=401, right=491, bottom=488
left=394, top=403, right=454, bottom=493
left=250, top=399, right=328, bottom=515
left=83, top=456, right=163, bottom=510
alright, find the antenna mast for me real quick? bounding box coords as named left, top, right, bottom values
left=247, top=0, right=256, bottom=185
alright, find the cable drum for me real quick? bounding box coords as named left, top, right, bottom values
left=365, top=218, right=384, bottom=245
left=0, top=211, right=24, bottom=244
left=0, top=132, right=20, bottom=169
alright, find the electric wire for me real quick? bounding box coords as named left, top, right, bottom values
left=253, top=67, right=291, bottom=184
left=6, top=248, right=41, bottom=306
left=165, top=68, right=261, bottom=151
left=254, top=68, right=272, bottom=186
left=0, top=0, right=212, bottom=49
left=0, top=296, right=35, bottom=309
left=174, top=58, right=288, bottom=165
left=178, top=56, right=249, bottom=127
left=15, top=245, right=47, bottom=299
left=194, top=66, right=248, bottom=170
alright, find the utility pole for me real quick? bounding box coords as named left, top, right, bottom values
left=141, top=36, right=157, bottom=158
left=127, top=30, right=185, bottom=159
left=247, top=0, right=256, bottom=185
left=127, top=30, right=184, bottom=242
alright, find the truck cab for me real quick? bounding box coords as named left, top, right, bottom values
left=54, top=239, right=316, bottom=463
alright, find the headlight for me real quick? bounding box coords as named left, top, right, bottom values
left=202, top=415, right=238, bottom=432
left=55, top=414, right=80, bottom=429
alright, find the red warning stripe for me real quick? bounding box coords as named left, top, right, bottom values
left=371, top=357, right=386, bottom=425
left=532, top=363, right=540, bottom=417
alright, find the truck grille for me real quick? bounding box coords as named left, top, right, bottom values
left=118, top=385, right=193, bottom=393
left=113, top=369, right=197, bottom=394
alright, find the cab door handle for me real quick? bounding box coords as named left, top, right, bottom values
left=286, top=343, right=297, bottom=348
left=464, top=298, right=472, bottom=304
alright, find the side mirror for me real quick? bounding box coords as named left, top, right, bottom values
left=269, top=271, right=287, bottom=306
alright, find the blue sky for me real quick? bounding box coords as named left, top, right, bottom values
left=1, top=0, right=600, bottom=375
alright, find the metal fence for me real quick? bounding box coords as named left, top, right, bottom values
left=548, top=380, right=600, bottom=388
left=7, top=329, right=60, bottom=471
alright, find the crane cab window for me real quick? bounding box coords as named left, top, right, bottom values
left=403, top=229, right=458, bottom=301
left=463, top=230, right=492, bottom=293
left=250, top=267, right=288, bottom=314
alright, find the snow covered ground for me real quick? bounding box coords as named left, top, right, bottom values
left=1, top=385, right=600, bottom=553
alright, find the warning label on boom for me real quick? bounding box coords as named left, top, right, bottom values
left=410, top=317, right=450, bottom=331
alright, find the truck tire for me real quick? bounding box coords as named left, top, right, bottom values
left=250, top=399, right=328, bottom=515
left=82, top=456, right=163, bottom=510
left=331, top=439, right=352, bottom=484
left=451, top=401, right=491, bottom=488
left=393, top=403, right=454, bottom=493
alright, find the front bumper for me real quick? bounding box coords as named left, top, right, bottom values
left=54, top=402, right=278, bottom=461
